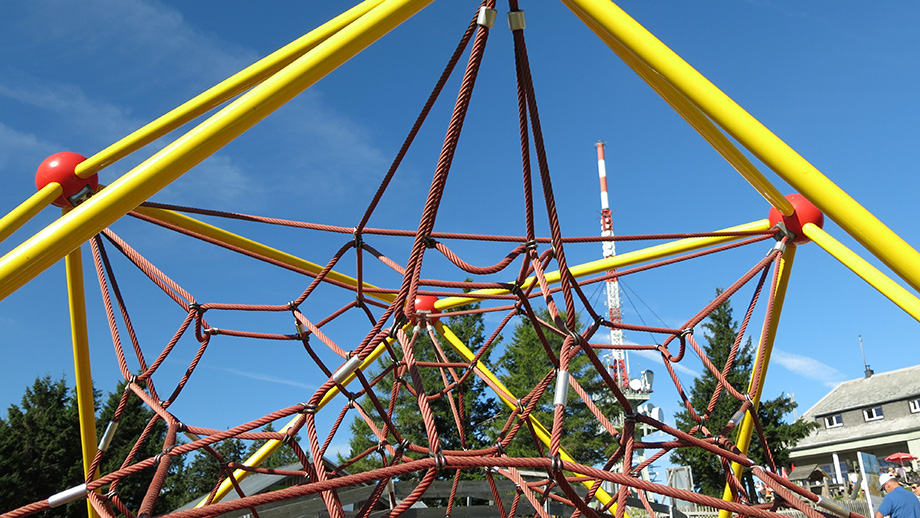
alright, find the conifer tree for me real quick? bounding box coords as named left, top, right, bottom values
left=671, top=290, right=816, bottom=498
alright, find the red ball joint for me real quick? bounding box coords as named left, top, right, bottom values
left=411, top=295, right=440, bottom=325
left=35, top=152, right=97, bottom=207
left=768, top=193, right=824, bottom=244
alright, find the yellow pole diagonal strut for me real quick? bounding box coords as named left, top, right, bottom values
left=437, top=219, right=771, bottom=311
left=132, top=205, right=397, bottom=304
left=718, top=244, right=797, bottom=517
left=73, top=0, right=386, bottom=179
left=65, top=245, right=100, bottom=518
left=0, top=183, right=62, bottom=244
left=0, top=0, right=435, bottom=303
left=802, top=223, right=920, bottom=322
left=563, top=2, right=793, bottom=217
left=435, top=322, right=620, bottom=510
left=562, top=0, right=920, bottom=293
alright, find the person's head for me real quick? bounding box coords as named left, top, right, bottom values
left=879, top=473, right=898, bottom=492
left=911, top=482, right=920, bottom=496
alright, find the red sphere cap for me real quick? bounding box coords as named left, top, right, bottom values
left=412, top=295, right=440, bottom=324
left=768, top=193, right=824, bottom=244
left=35, top=152, right=96, bottom=207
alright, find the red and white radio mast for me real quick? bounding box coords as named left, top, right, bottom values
left=596, top=141, right=629, bottom=387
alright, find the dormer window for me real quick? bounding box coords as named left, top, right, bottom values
left=824, top=414, right=843, bottom=428
left=910, top=399, right=920, bottom=414
left=863, top=406, right=884, bottom=422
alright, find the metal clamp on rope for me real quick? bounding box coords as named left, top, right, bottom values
left=771, top=221, right=796, bottom=243
left=550, top=453, right=563, bottom=472
left=49, top=484, right=89, bottom=508
left=507, top=10, right=526, bottom=31
left=188, top=302, right=204, bottom=314
left=522, top=239, right=538, bottom=252
left=430, top=447, right=447, bottom=470
left=98, top=420, right=119, bottom=453
left=295, top=323, right=308, bottom=339
left=553, top=370, right=570, bottom=407
left=203, top=327, right=220, bottom=336
left=516, top=398, right=526, bottom=414
left=494, top=439, right=505, bottom=456
left=302, top=403, right=319, bottom=415
left=477, top=7, right=497, bottom=28
left=352, top=227, right=363, bottom=248
left=332, top=355, right=363, bottom=384
left=816, top=496, right=851, bottom=518
left=678, top=327, right=693, bottom=338
left=388, top=315, right=408, bottom=339
left=771, top=238, right=787, bottom=255
left=154, top=445, right=175, bottom=466
left=67, top=185, right=95, bottom=207
left=726, top=408, right=747, bottom=429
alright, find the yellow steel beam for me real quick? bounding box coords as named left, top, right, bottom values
left=0, top=0, right=434, bottom=303
left=132, top=205, right=395, bottom=303
left=718, top=244, right=797, bottom=516
left=136, top=209, right=768, bottom=316
left=436, top=219, right=771, bottom=311
left=562, top=0, right=920, bottom=293
left=65, top=245, right=100, bottom=518
left=803, top=223, right=920, bottom=322
left=563, top=2, right=793, bottom=217
left=435, top=321, right=620, bottom=509
left=74, top=0, right=386, bottom=178
left=0, top=183, right=61, bottom=244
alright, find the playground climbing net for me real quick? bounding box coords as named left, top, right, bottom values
left=1, top=2, right=877, bottom=518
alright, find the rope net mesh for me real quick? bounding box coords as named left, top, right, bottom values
left=3, top=3, right=856, bottom=518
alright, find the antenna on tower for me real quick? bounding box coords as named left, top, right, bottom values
left=858, top=335, right=873, bottom=378
left=595, top=140, right=628, bottom=387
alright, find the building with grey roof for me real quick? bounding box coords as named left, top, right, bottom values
left=789, top=364, right=920, bottom=484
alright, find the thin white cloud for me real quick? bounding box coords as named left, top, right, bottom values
left=0, top=122, right=55, bottom=169
left=772, top=348, right=846, bottom=388
left=206, top=365, right=316, bottom=391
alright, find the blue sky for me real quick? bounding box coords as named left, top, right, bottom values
left=1, top=0, right=919, bottom=476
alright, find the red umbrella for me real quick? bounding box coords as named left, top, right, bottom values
left=884, top=452, right=917, bottom=465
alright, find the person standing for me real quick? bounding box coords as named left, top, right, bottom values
left=876, top=473, right=920, bottom=518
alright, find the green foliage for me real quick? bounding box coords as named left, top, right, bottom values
left=0, top=376, right=86, bottom=517
left=495, top=308, right=618, bottom=467
left=243, top=422, right=301, bottom=469
left=183, top=436, right=247, bottom=499
left=671, top=290, right=818, bottom=498
left=0, top=376, right=190, bottom=516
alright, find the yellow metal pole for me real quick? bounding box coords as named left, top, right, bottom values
left=0, top=183, right=61, bottom=244
left=562, top=0, right=920, bottom=293
left=74, top=0, right=386, bottom=178
left=132, top=205, right=396, bottom=303
left=435, top=322, right=620, bottom=509
left=802, top=223, right=920, bottom=322
left=717, top=244, right=796, bottom=517
left=136, top=207, right=768, bottom=315
left=563, top=3, right=793, bottom=217
left=0, top=0, right=435, bottom=302
left=437, top=219, right=771, bottom=310
left=65, top=245, right=100, bottom=518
